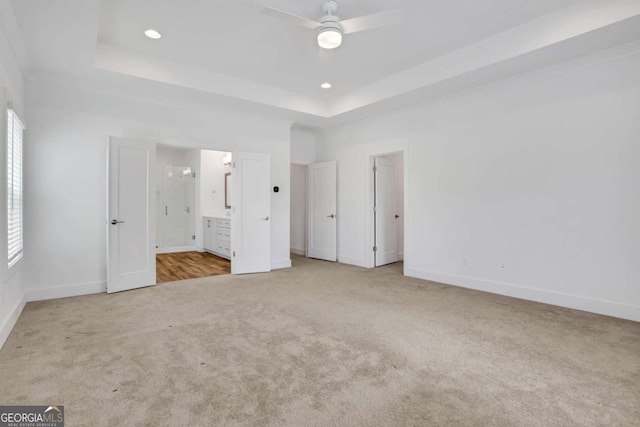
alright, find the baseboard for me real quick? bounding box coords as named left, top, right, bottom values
left=0, top=294, right=26, bottom=350
left=399, top=252, right=405, bottom=261
left=272, top=259, right=292, bottom=270
left=156, top=246, right=197, bottom=254
left=26, top=281, right=107, bottom=302
left=405, top=267, right=640, bottom=322
left=338, top=256, right=368, bottom=268
left=291, top=248, right=305, bottom=256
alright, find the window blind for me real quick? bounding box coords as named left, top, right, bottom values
left=7, top=109, right=24, bottom=267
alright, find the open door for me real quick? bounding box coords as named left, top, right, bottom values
left=231, top=152, right=271, bottom=274
left=374, top=156, right=399, bottom=266
left=107, top=137, right=156, bottom=293
left=307, top=161, right=337, bottom=261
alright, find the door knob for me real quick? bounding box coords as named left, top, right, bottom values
left=327, top=214, right=335, bottom=218
left=395, top=214, right=400, bottom=219
left=262, top=216, right=270, bottom=221
left=111, top=219, right=125, bottom=225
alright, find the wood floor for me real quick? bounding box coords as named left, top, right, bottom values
left=156, top=251, right=230, bottom=283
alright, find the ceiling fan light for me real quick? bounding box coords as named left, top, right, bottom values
left=317, top=27, right=342, bottom=49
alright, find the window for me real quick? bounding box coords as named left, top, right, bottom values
left=7, top=109, right=24, bottom=267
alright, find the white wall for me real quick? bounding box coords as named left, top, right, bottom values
left=0, top=16, right=26, bottom=348
left=290, top=164, right=307, bottom=255
left=290, top=127, right=316, bottom=165
left=24, top=79, right=293, bottom=301
left=200, top=150, right=231, bottom=218
left=317, top=52, right=640, bottom=321
left=157, top=144, right=191, bottom=168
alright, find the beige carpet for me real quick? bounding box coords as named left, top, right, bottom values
left=0, top=256, right=638, bottom=426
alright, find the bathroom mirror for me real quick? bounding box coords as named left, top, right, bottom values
left=225, top=172, right=231, bottom=209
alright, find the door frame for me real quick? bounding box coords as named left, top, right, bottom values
left=366, top=149, right=407, bottom=270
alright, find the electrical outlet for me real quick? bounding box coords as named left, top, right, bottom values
left=499, top=260, right=506, bottom=271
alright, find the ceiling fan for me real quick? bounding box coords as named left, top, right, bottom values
left=261, top=0, right=403, bottom=49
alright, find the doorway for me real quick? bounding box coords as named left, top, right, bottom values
left=155, top=144, right=198, bottom=255
left=290, top=163, right=308, bottom=257
left=155, top=145, right=231, bottom=283
left=107, top=137, right=273, bottom=293
left=373, top=152, right=404, bottom=267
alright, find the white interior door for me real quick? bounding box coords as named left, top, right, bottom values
left=307, top=161, right=337, bottom=261
left=107, top=137, right=156, bottom=293
left=375, top=156, right=399, bottom=266
left=231, top=152, right=271, bottom=274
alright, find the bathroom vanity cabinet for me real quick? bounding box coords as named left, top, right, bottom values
left=203, top=217, right=231, bottom=260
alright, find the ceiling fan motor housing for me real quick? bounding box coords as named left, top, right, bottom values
left=319, top=14, right=342, bottom=33
left=321, top=0, right=339, bottom=15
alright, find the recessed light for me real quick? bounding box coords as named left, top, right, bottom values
left=321, top=82, right=332, bottom=89
left=144, top=29, right=162, bottom=39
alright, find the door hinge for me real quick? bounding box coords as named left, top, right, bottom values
left=233, top=251, right=236, bottom=257
left=192, top=172, right=196, bottom=178
left=192, top=235, right=196, bottom=240
left=232, top=162, right=236, bottom=168
left=373, top=246, right=377, bottom=252
left=373, top=165, right=378, bottom=173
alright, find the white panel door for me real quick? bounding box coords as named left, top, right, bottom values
left=107, top=137, right=156, bottom=293
left=375, top=156, right=399, bottom=266
left=231, top=152, right=271, bottom=274
left=307, top=161, right=337, bottom=261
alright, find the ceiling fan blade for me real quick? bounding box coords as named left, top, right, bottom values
left=262, top=7, right=321, bottom=30
left=340, top=9, right=403, bottom=35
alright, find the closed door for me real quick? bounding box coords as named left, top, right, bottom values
left=307, top=161, right=337, bottom=261
left=231, top=152, right=271, bottom=274
left=107, top=137, right=156, bottom=293
left=375, top=156, right=399, bottom=266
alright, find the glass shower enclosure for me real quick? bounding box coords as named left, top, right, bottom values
left=156, top=165, right=195, bottom=251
